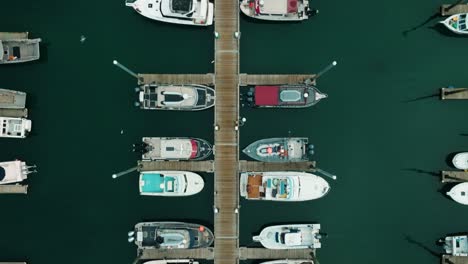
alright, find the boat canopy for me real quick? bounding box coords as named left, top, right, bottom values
left=284, top=232, right=302, bottom=246
left=255, top=86, right=279, bottom=106
left=141, top=173, right=177, bottom=193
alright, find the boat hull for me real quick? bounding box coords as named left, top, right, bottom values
left=253, top=224, right=322, bottom=249
left=138, top=84, right=215, bottom=111
left=447, top=182, right=468, bottom=205
left=243, top=137, right=310, bottom=162
left=248, top=85, right=327, bottom=108
left=240, top=0, right=310, bottom=21
left=139, top=137, right=213, bottom=161
left=0, top=89, right=26, bottom=109
left=0, top=117, right=32, bottom=138
left=133, top=222, right=214, bottom=249
left=0, top=37, right=41, bottom=64
left=453, top=152, right=468, bottom=170
left=440, top=14, right=468, bottom=35
left=139, top=171, right=204, bottom=196
left=259, top=260, right=314, bottom=264
left=240, top=171, right=330, bottom=201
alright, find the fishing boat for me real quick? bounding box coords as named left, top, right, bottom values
left=447, top=182, right=468, bottom=205
left=440, top=234, right=468, bottom=256
left=243, top=137, right=312, bottom=162
left=137, top=84, right=215, bottom=111
left=453, top=152, right=468, bottom=170
left=260, top=260, right=314, bottom=264
left=139, top=171, right=204, bottom=196
left=0, top=32, right=41, bottom=64
left=240, top=171, right=330, bottom=201
left=129, top=222, right=214, bottom=249
left=135, top=137, right=212, bottom=161
left=440, top=13, right=468, bottom=34
left=253, top=224, right=322, bottom=249
left=0, top=89, right=26, bottom=109
left=0, top=117, right=32, bottom=138
left=245, top=85, right=327, bottom=108
left=240, top=0, right=313, bottom=21
left=125, top=0, right=214, bottom=26
left=0, top=160, right=36, bottom=185
left=143, top=260, right=199, bottom=264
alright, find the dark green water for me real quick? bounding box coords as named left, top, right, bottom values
left=1, top=0, right=468, bottom=263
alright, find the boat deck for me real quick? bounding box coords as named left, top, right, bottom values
left=441, top=171, right=468, bottom=183
left=0, top=108, right=28, bottom=118
left=440, top=4, right=468, bottom=16
left=0, top=185, right=28, bottom=194
left=440, top=88, right=468, bottom=100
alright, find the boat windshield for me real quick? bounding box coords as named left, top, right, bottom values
left=266, top=177, right=293, bottom=199
left=170, top=0, right=194, bottom=14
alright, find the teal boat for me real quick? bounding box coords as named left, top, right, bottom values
left=139, top=171, right=204, bottom=196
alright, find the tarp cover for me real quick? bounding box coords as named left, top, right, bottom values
left=255, top=86, right=279, bottom=106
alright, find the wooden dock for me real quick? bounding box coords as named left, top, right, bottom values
left=441, top=88, right=468, bottom=100
left=238, top=248, right=314, bottom=260
left=0, top=108, right=28, bottom=118
left=239, top=74, right=316, bottom=86
left=0, top=185, right=28, bottom=194
left=138, top=248, right=214, bottom=260
left=442, top=255, right=468, bottom=264
left=137, top=74, right=215, bottom=85
left=0, top=32, right=28, bottom=40
left=239, top=161, right=316, bottom=172
left=138, top=160, right=215, bottom=172
left=441, top=4, right=468, bottom=16
left=441, top=171, right=468, bottom=183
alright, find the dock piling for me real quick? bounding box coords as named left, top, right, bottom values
left=112, top=166, right=138, bottom=179
left=113, top=60, right=142, bottom=81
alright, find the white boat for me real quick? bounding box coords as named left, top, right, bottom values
left=0, top=32, right=41, bottom=64
left=441, top=234, right=468, bottom=256
left=240, top=171, right=330, bottom=201
left=0, top=117, right=32, bottom=138
left=125, top=0, right=214, bottom=26
left=0, top=89, right=26, bottom=109
left=447, top=182, right=468, bottom=205
left=453, top=152, right=468, bottom=170
left=135, top=137, right=212, bottom=161
left=240, top=0, right=313, bottom=21
left=260, top=260, right=314, bottom=264
left=139, top=171, right=204, bottom=196
left=144, top=260, right=199, bottom=264
left=440, top=13, right=468, bottom=34
left=0, top=160, right=36, bottom=185
left=137, top=84, right=215, bottom=111
left=253, top=224, right=322, bottom=249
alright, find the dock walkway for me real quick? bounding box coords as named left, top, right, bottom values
left=441, top=4, right=468, bottom=16
left=0, top=108, right=28, bottom=118
left=0, top=185, right=28, bottom=194
left=441, top=171, right=468, bottom=183
left=442, top=255, right=468, bottom=264
left=440, top=88, right=468, bottom=100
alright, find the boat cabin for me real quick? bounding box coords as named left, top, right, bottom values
left=246, top=174, right=293, bottom=200
left=252, top=0, right=299, bottom=15
left=0, top=117, right=30, bottom=138
left=140, top=173, right=181, bottom=194
left=450, top=14, right=468, bottom=32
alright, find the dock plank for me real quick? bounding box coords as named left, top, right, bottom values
left=0, top=185, right=28, bottom=194
left=441, top=255, right=468, bottom=264
left=0, top=32, right=28, bottom=40
left=441, top=88, right=468, bottom=100
left=441, top=4, right=468, bottom=16
left=239, top=161, right=316, bottom=172
left=239, top=248, right=315, bottom=260
left=139, top=248, right=214, bottom=260
left=0, top=108, right=28, bottom=118
left=239, top=74, right=316, bottom=86
left=138, top=160, right=214, bottom=173
left=441, top=171, right=468, bottom=183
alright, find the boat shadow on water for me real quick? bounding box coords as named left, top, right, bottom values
left=430, top=23, right=468, bottom=38
left=402, top=12, right=441, bottom=37
left=403, top=234, right=441, bottom=258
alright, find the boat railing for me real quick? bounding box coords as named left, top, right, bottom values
left=125, top=0, right=137, bottom=6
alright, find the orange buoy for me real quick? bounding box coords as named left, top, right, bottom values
left=199, top=226, right=205, bottom=232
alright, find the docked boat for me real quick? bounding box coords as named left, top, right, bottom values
left=243, top=137, right=312, bottom=162
left=453, top=152, right=468, bottom=170
left=240, top=171, right=329, bottom=201
left=0, top=160, right=36, bottom=185
left=0, top=117, right=32, bottom=138
left=253, top=224, right=322, bottom=249
left=143, top=260, right=199, bottom=264
left=129, top=222, right=214, bottom=249
left=137, top=84, right=215, bottom=111
left=125, top=0, right=214, bottom=26
left=440, top=14, right=468, bottom=34
left=0, top=32, right=41, bottom=64
left=440, top=234, right=468, bottom=256
left=0, top=89, right=26, bottom=109
left=135, top=137, right=212, bottom=161
left=240, top=0, right=313, bottom=21
left=447, top=182, right=468, bottom=205
left=245, top=85, right=327, bottom=108
left=139, top=171, right=204, bottom=196
left=260, top=260, right=313, bottom=264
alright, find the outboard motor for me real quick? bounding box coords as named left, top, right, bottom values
left=128, top=236, right=135, bottom=243
left=306, top=8, right=319, bottom=17
left=128, top=231, right=135, bottom=237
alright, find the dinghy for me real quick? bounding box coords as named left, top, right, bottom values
left=440, top=14, right=468, bottom=34
left=453, top=152, right=468, bottom=170
left=447, top=182, right=468, bottom=205
left=253, top=224, right=322, bottom=249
